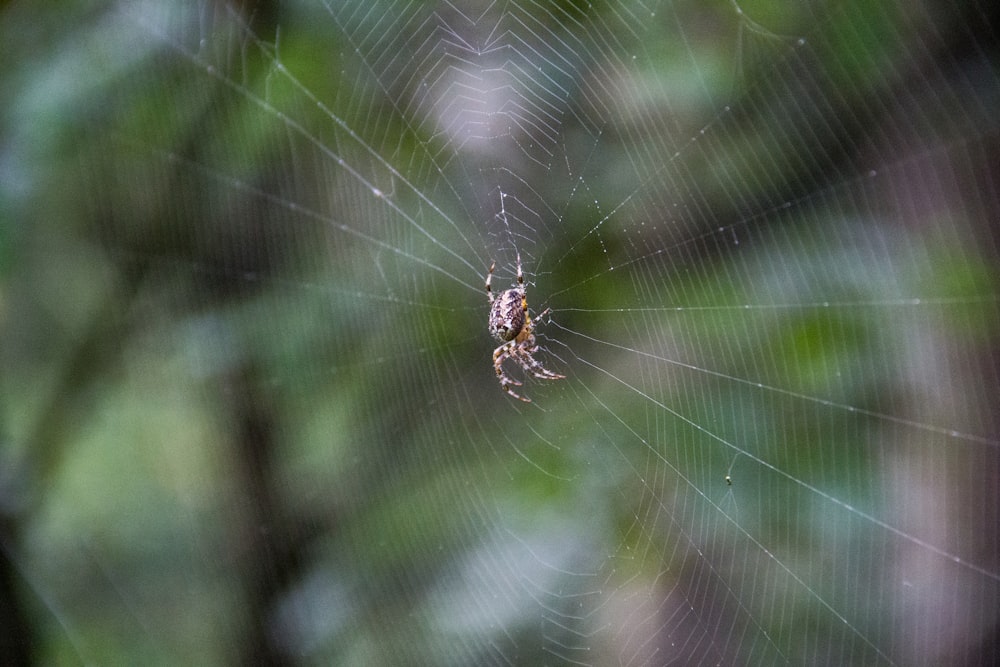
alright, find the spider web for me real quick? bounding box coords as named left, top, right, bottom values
left=2, top=0, right=999, bottom=664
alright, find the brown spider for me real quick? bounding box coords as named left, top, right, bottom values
left=485, top=255, right=564, bottom=401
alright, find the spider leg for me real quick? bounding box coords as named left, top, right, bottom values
left=516, top=309, right=564, bottom=379
left=494, top=344, right=531, bottom=401
left=485, top=261, right=496, bottom=303
left=496, top=365, right=524, bottom=388
left=493, top=344, right=523, bottom=385
left=501, top=380, right=530, bottom=402
left=521, top=307, right=550, bottom=342
left=512, top=344, right=565, bottom=380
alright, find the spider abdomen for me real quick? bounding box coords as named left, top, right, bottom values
left=489, top=289, right=526, bottom=342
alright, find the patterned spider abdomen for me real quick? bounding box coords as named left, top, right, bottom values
left=489, top=289, right=526, bottom=342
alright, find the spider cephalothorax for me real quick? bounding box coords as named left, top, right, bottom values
left=485, top=255, right=564, bottom=402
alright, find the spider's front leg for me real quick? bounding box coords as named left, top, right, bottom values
left=516, top=352, right=565, bottom=381
left=511, top=339, right=566, bottom=381
left=494, top=344, right=530, bottom=402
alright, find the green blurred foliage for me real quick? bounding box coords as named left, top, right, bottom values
left=1, top=0, right=997, bottom=664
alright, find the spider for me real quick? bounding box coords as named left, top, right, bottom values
left=485, top=255, right=564, bottom=402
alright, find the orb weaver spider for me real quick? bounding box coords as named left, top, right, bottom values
left=485, top=255, right=564, bottom=402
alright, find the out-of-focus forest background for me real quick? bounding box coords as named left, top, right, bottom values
left=2, top=0, right=999, bottom=664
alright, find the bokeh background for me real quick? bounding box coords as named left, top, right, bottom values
left=2, top=0, right=999, bottom=664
